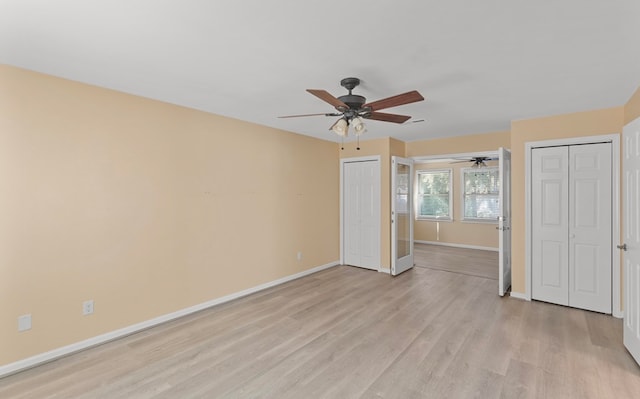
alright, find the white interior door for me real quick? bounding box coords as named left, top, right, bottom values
left=343, top=160, right=381, bottom=270
left=531, top=144, right=612, bottom=313
left=568, top=143, right=611, bottom=313
left=498, top=147, right=511, bottom=296
left=391, top=156, right=414, bottom=276
left=532, top=146, right=570, bottom=305
left=623, top=117, right=640, bottom=366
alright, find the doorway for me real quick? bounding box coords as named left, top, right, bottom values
left=411, top=149, right=511, bottom=294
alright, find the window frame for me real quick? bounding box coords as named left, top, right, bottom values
left=415, top=168, right=453, bottom=221
left=460, top=166, right=500, bottom=223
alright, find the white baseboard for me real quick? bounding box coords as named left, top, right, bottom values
left=509, top=292, right=621, bottom=318
left=414, top=240, right=498, bottom=252
left=0, top=260, right=339, bottom=378
left=509, top=292, right=529, bottom=301
left=378, top=267, right=391, bottom=274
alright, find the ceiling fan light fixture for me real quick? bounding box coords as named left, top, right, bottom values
left=472, top=160, right=486, bottom=168
left=332, top=118, right=349, bottom=137
left=352, top=117, right=367, bottom=136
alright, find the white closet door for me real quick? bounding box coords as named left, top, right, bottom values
left=343, top=160, right=380, bottom=270
left=532, top=146, right=570, bottom=306
left=568, top=143, right=611, bottom=313
left=532, top=143, right=612, bottom=313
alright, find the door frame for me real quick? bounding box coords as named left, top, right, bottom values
left=340, top=156, right=382, bottom=268
left=412, top=150, right=506, bottom=285
left=524, top=133, right=621, bottom=317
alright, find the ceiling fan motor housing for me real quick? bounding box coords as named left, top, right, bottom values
left=337, top=94, right=366, bottom=111
left=338, top=77, right=367, bottom=112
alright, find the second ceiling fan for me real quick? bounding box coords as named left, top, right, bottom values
left=451, top=156, right=498, bottom=168
left=279, top=77, right=425, bottom=137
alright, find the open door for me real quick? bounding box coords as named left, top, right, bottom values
left=391, top=156, right=414, bottom=276
left=623, top=117, right=640, bottom=366
left=498, top=147, right=512, bottom=296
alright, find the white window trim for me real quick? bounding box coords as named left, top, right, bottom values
left=460, top=166, right=500, bottom=223
left=415, top=168, right=453, bottom=221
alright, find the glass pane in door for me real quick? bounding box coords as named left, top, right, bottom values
left=396, top=163, right=410, bottom=259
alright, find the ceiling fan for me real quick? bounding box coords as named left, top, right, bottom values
left=279, top=77, right=424, bottom=137
left=451, top=156, right=498, bottom=168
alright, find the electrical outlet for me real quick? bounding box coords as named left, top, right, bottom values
left=18, top=314, right=32, bottom=332
left=82, top=300, right=94, bottom=316
left=297, top=251, right=302, bottom=261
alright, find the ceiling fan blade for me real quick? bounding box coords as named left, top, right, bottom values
left=307, top=89, right=348, bottom=110
left=363, top=90, right=424, bottom=111
left=364, top=112, right=412, bottom=124
left=278, top=112, right=340, bottom=118
left=450, top=160, right=473, bottom=164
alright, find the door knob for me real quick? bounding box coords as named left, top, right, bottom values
left=617, top=243, right=628, bottom=251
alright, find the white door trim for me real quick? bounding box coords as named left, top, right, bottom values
left=524, top=133, right=621, bottom=317
left=340, top=156, right=382, bottom=268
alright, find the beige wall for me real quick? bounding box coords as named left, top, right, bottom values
left=0, top=65, right=340, bottom=366
left=389, top=137, right=406, bottom=158
left=509, top=107, right=624, bottom=295
left=406, top=130, right=510, bottom=157
left=625, top=86, right=640, bottom=124
left=414, top=161, right=499, bottom=249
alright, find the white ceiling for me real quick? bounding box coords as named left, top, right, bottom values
left=2, top=0, right=639, bottom=143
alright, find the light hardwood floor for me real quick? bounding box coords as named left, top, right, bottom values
left=414, top=243, right=499, bottom=280
left=1, top=255, right=639, bottom=398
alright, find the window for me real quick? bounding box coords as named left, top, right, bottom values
left=462, top=167, right=500, bottom=221
left=416, top=169, right=452, bottom=220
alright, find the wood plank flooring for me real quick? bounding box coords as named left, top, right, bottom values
left=1, top=253, right=639, bottom=398
left=415, top=243, right=499, bottom=280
